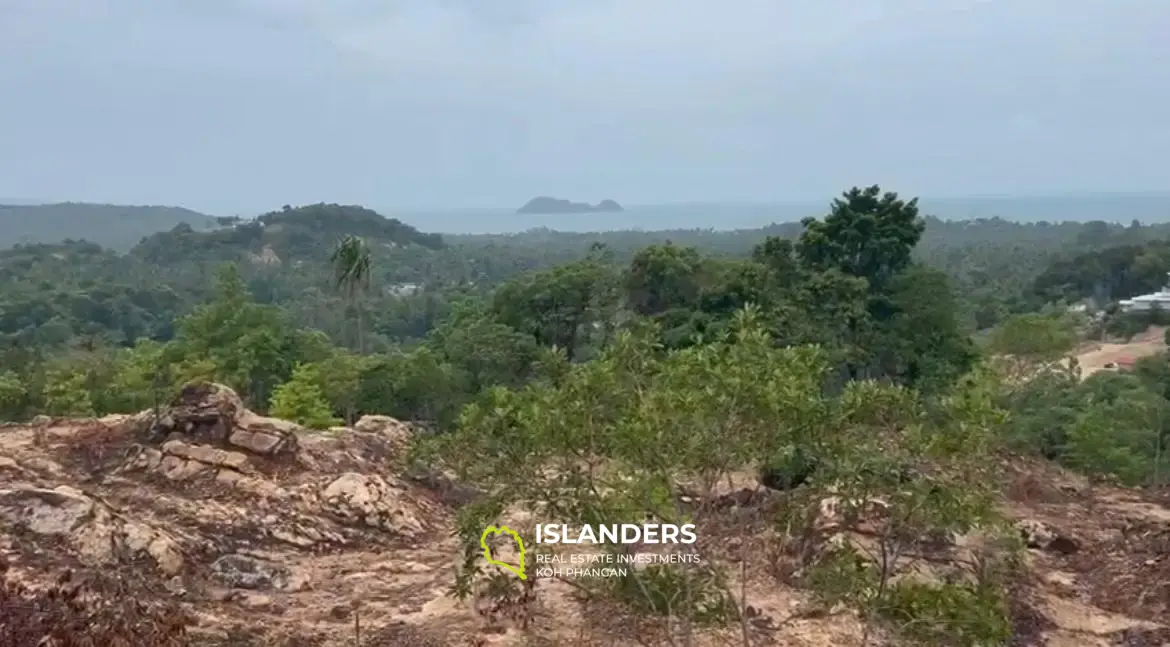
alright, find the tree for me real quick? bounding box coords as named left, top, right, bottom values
left=425, top=302, right=541, bottom=392
left=793, top=369, right=1013, bottom=647
left=105, top=340, right=170, bottom=413
left=269, top=363, right=340, bottom=429
left=871, top=265, right=978, bottom=392
left=750, top=235, right=800, bottom=280
left=428, top=306, right=1012, bottom=644
left=0, top=370, right=26, bottom=420
left=796, top=185, right=925, bottom=292
left=331, top=234, right=373, bottom=353
left=625, top=243, right=705, bottom=317
left=42, top=367, right=94, bottom=417
left=165, top=263, right=318, bottom=409
left=354, top=346, right=466, bottom=428
left=788, top=186, right=960, bottom=387
left=490, top=258, right=619, bottom=361
left=311, top=350, right=368, bottom=425
left=987, top=312, right=1078, bottom=386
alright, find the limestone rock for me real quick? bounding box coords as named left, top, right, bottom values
left=354, top=415, right=408, bottom=435
left=122, top=520, right=185, bottom=575
left=159, top=455, right=209, bottom=480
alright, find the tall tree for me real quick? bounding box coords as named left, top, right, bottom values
left=490, top=257, right=618, bottom=361
left=330, top=235, right=372, bottom=353
left=797, top=185, right=925, bottom=292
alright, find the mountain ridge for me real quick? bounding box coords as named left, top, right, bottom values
left=3, top=191, right=1170, bottom=250
left=0, top=202, right=219, bottom=250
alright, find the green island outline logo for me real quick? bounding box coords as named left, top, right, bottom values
left=480, top=525, right=527, bottom=579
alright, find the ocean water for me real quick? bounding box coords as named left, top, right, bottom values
left=391, top=203, right=820, bottom=235
left=387, top=193, right=1170, bottom=235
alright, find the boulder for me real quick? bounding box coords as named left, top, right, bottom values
left=145, top=382, right=299, bottom=458
left=320, top=472, right=423, bottom=536
left=161, top=440, right=250, bottom=471
left=0, top=484, right=95, bottom=535
left=353, top=415, right=413, bottom=449
left=210, top=553, right=291, bottom=590
left=1017, top=519, right=1080, bottom=554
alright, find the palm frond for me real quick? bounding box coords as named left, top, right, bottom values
left=330, top=235, right=372, bottom=296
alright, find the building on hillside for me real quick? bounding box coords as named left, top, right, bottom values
left=1119, top=273, right=1170, bottom=312
left=385, top=282, right=421, bottom=298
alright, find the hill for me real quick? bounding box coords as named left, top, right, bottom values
left=0, top=202, right=220, bottom=250
left=131, top=203, right=444, bottom=266
left=0, top=203, right=450, bottom=349
left=516, top=196, right=624, bottom=214
left=5, top=197, right=1170, bottom=356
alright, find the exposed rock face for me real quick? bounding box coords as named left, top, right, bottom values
left=321, top=472, right=423, bottom=536
left=353, top=414, right=413, bottom=454
left=0, top=484, right=184, bottom=575
left=4, top=393, right=1169, bottom=646
left=143, top=382, right=299, bottom=458
left=0, top=396, right=454, bottom=646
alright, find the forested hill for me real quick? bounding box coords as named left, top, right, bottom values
left=0, top=202, right=219, bottom=250
left=5, top=197, right=1170, bottom=355
left=131, top=203, right=444, bottom=266
left=0, top=204, right=452, bottom=348
left=1, top=185, right=1169, bottom=495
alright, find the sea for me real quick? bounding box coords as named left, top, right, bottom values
left=385, top=193, right=1170, bottom=235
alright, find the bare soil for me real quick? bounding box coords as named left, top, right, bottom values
left=1074, top=326, right=1167, bottom=378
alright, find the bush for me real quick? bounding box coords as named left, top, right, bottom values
left=268, top=363, right=340, bottom=429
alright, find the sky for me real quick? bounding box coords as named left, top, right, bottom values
left=0, top=0, right=1167, bottom=215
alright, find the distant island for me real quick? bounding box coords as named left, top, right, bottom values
left=517, top=197, right=624, bottom=215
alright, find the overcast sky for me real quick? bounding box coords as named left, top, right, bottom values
left=0, top=0, right=1166, bottom=214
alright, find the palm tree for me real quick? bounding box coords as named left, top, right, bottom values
left=330, top=235, right=372, bottom=353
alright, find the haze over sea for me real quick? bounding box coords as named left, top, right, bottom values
left=387, top=192, right=1170, bottom=235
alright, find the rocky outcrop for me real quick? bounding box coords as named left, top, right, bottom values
left=352, top=414, right=413, bottom=454
left=321, top=472, right=423, bottom=536
left=3, top=392, right=1168, bottom=646
left=0, top=484, right=184, bottom=575
left=137, top=382, right=299, bottom=458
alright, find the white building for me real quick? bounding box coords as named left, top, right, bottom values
left=385, top=282, right=422, bottom=298
left=1119, top=273, right=1170, bottom=312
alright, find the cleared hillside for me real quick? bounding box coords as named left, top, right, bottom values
left=0, top=384, right=1166, bottom=646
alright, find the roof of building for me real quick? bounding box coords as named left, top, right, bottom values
left=1121, top=272, right=1170, bottom=306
